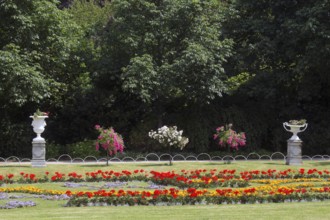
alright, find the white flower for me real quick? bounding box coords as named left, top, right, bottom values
left=148, top=125, right=188, bottom=149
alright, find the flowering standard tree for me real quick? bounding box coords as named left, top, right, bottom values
left=149, top=126, right=189, bottom=165
left=95, top=125, right=124, bottom=166
left=214, top=124, right=246, bottom=152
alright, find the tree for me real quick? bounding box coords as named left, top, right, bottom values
left=226, top=0, right=330, bottom=154
left=100, top=0, right=232, bottom=103
left=97, top=0, right=233, bottom=152
left=0, top=0, right=83, bottom=157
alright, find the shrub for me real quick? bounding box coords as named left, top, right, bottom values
left=67, top=140, right=101, bottom=158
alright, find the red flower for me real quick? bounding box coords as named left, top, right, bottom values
left=86, top=192, right=93, bottom=198
left=29, top=174, right=36, bottom=180
left=189, top=192, right=198, bottom=198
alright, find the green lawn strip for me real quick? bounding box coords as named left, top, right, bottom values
left=1, top=161, right=330, bottom=178
left=0, top=200, right=329, bottom=220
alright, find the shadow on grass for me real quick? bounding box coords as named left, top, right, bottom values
left=262, top=162, right=287, bottom=166
left=139, top=163, right=171, bottom=167
left=78, top=163, right=172, bottom=167
left=79, top=164, right=113, bottom=167
left=0, top=165, right=31, bottom=168
left=201, top=162, right=226, bottom=166
left=312, top=161, right=330, bottom=166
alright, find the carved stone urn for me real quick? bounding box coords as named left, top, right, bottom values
left=283, top=122, right=308, bottom=141
left=30, top=115, right=48, bottom=142
left=30, top=115, right=48, bottom=167
left=283, top=122, right=308, bottom=165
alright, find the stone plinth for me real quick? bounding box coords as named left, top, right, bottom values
left=32, top=140, right=46, bottom=167
left=286, top=140, right=302, bottom=165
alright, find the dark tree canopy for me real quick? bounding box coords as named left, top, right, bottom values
left=100, top=0, right=233, bottom=104
left=1, top=0, right=330, bottom=157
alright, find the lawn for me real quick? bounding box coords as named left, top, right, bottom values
left=1, top=160, right=330, bottom=220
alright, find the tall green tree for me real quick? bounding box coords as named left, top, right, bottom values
left=227, top=0, right=330, bottom=153
left=98, top=0, right=233, bottom=151
left=101, top=0, right=232, bottom=104
left=0, top=0, right=82, bottom=107
left=0, top=0, right=83, bottom=156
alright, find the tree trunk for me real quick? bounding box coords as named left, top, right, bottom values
left=106, top=151, right=109, bottom=166
left=169, top=145, right=172, bottom=166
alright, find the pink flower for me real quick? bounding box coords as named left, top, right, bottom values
left=227, top=136, right=233, bottom=144
left=95, top=125, right=125, bottom=156
left=214, top=124, right=246, bottom=150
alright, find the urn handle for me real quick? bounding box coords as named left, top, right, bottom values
left=283, top=122, right=291, bottom=131
left=300, top=123, right=308, bottom=132
left=283, top=122, right=308, bottom=132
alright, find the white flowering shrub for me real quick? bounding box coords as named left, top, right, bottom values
left=148, top=126, right=189, bottom=150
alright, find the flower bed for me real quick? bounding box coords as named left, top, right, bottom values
left=0, top=168, right=330, bottom=207
left=65, top=186, right=330, bottom=206
left=2, top=168, right=330, bottom=185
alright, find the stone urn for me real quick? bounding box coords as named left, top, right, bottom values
left=283, top=122, right=308, bottom=165
left=30, top=115, right=48, bottom=167
left=30, top=115, right=48, bottom=142
left=283, top=122, right=308, bottom=141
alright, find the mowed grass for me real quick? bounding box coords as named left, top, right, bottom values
left=1, top=161, right=330, bottom=220
left=1, top=199, right=330, bottom=220
left=1, top=160, right=330, bottom=176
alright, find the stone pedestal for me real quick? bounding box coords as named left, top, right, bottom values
left=286, top=140, right=302, bottom=165
left=32, top=140, right=46, bottom=167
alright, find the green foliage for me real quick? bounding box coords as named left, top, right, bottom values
left=223, top=0, right=330, bottom=154
left=67, top=140, right=101, bottom=158
left=229, top=0, right=330, bottom=103
left=101, top=0, right=233, bottom=104
left=0, top=44, right=49, bottom=107
left=227, top=72, right=255, bottom=94
left=68, top=0, right=112, bottom=37
left=46, top=142, right=62, bottom=159
left=46, top=140, right=101, bottom=159
left=66, top=0, right=113, bottom=74
left=0, top=0, right=82, bottom=89
left=181, top=108, right=210, bottom=153
left=127, top=117, right=163, bottom=152
left=0, top=0, right=86, bottom=157
left=0, top=120, right=32, bottom=157
left=1, top=0, right=330, bottom=157
left=0, top=0, right=86, bottom=122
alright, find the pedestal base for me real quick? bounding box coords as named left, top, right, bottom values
left=32, top=141, right=46, bottom=167
left=286, top=140, right=302, bottom=165
left=31, top=159, right=46, bottom=167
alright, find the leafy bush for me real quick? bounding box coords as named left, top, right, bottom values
left=46, top=142, right=62, bottom=159
left=67, top=140, right=101, bottom=158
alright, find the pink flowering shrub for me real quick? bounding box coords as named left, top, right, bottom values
left=95, top=125, right=124, bottom=157
left=213, top=124, right=246, bottom=151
